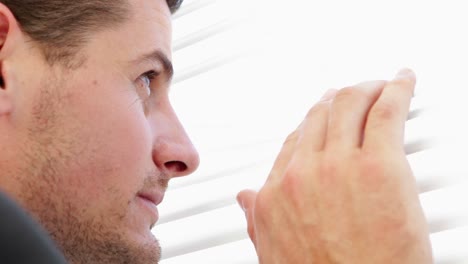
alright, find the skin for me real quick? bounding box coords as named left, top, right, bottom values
left=0, top=0, right=432, bottom=263
left=0, top=0, right=199, bottom=263
left=237, top=71, right=434, bottom=263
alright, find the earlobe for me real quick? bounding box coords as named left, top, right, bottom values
left=0, top=87, right=12, bottom=117
left=0, top=91, right=12, bottom=115
left=0, top=62, right=12, bottom=115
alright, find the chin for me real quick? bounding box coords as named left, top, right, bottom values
left=124, top=225, right=162, bottom=263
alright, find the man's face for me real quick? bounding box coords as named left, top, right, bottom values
left=1, top=0, right=199, bottom=263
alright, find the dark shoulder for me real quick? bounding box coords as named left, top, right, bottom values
left=0, top=191, right=68, bottom=264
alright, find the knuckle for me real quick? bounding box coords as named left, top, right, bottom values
left=283, top=130, right=299, bottom=146
left=281, top=168, right=302, bottom=194
left=283, top=129, right=299, bottom=145
left=318, top=153, right=340, bottom=184
left=371, top=98, right=399, bottom=121
left=279, top=161, right=307, bottom=207
left=255, top=187, right=274, bottom=214
left=334, top=86, right=365, bottom=103
left=354, top=151, right=388, bottom=189
left=332, top=86, right=369, bottom=110
left=305, top=101, right=330, bottom=119
left=359, top=151, right=382, bottom=174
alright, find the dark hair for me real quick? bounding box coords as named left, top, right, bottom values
left=0, top=0, right=183, bottom=67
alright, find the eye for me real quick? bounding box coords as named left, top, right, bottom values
left=136, top=70, right=159, bottom=97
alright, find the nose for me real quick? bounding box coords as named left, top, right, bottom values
left=150, top=103, right=200, bottom=178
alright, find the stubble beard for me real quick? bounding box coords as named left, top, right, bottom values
left=15, top=76, right=161, bottom=264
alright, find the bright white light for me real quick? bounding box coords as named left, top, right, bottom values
left=160, top=0, right=468, bottom=263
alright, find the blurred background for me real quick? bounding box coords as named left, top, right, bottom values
left=154, top=0, right=468, bottom=263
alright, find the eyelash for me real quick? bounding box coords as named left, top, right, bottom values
left=137, top=70, right=160, bottom=101
left=142, top=70, right=158, bottom=87
left=134, top=70, right=160, bottom=110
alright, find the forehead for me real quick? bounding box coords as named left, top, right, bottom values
left=84, top=0, right=173, bottom=64
left=129, top=0, right=173, bottom=37
left=127, top=0, right=173, bottom=55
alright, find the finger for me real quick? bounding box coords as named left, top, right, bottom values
left=300, top=89, right=338, bottom=152
left=363, top=68, right=416, bottom=151
left=326, top=81, right=386, bottom=150
left=237, top=189, right=258, bottom=248
left=266, top=89, right=337, bottom=182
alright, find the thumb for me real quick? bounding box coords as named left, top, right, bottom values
left=237, top=189, right=258, bottom=247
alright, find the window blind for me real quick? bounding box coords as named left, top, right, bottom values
left=156, top=0, right=468, bottom=263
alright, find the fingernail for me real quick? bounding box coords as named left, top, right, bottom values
left=395, top=68, right=417, bottom=96
left=320, top=88, right=338, bottom=101
left=395, top=68, right=416, bottom=80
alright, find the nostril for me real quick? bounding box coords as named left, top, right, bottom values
left=164, top=161, right=187, bottom=173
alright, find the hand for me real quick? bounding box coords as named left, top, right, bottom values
left=237, top=69, right=433, bottom=264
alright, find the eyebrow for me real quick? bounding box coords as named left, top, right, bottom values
left=132, top=50, right=174, bottom=83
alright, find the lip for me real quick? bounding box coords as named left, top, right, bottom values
left=138, top=191, right=164, bottom=206
left=137, top=191, right=164, bottom=226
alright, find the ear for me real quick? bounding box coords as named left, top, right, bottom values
left=0, top=3, right=20, bottom=60
left=0, top=3, right=21, bottom=115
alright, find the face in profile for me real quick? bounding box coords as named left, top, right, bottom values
left=0, top=0, right=199, bottom=263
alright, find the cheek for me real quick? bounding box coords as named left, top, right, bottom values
left=65, top=83, right=153, bottom=202
left=107, top=107, right=153, bottom=173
